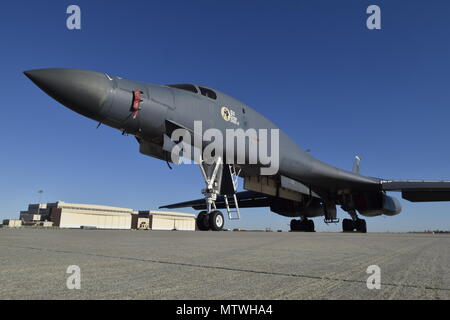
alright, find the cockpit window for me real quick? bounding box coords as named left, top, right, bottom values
left=167, top=84, right=198, bottom=94
left=199, top=86, right=217, bottom=100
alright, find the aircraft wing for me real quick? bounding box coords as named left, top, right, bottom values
left=381, top=180, right=450, bottom=202
left=161, top=180, right=450, bottom=211
left=160, top=190, right=271, bottom=210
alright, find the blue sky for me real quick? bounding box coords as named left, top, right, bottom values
left=1, top=0, right=450, bottom=231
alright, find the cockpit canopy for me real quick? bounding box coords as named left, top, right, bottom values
left=167, top=84, right=217, bottom=100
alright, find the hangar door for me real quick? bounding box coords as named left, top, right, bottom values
left=151, top=216, right=175, bottom=230
left=174, top=219, right=195, bottom=231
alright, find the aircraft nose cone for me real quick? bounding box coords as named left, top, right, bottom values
left=24, top=68, right=113, bottom=119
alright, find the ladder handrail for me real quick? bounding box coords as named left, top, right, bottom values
left=224, top=193, right=241, bottom=220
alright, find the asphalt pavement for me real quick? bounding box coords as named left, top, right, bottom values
left=0, top=228, right=449, bottom=299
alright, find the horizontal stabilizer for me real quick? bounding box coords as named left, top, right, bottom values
left=160, top=191, right=270, bottom=210
left=381, top=180, right=450, bottom=202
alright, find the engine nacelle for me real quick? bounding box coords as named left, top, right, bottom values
left=270, top=198, right=324, bottom=218
left=356, top=193, right=402, bottom=217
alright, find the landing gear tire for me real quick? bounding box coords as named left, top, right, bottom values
left=355, top=219, right=367, bottom=233
left=290, top=219, right=304, bottom=231
left=342, top=218, right=367, bottom=233
left=290, top=219, right=315, bottom=232
left=307, top=219, right=315, bottom=232
left=196, top=211, right=210, bottom=231
left=342, top=218, right=354, bottom=232
left=209, top=210, right=224, bottom=231
left=290, top=219, right=299, bottom=231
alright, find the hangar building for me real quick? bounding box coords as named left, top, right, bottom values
left=132, top=210, right=196, bottom=231
left=20, top=201, right=134, bottom=229
left=18, top=202, right=196, bottom=231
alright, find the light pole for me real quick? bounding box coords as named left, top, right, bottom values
left=36, top=190, right=44, bottom=216
left=37, top=190, right=43, bottom=204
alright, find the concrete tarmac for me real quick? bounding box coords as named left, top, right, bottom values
left=0, top=228, right=449, bottom=300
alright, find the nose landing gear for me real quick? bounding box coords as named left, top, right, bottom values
left=196, top=156, right=241, bottom=231
left=197, top=210, right=225, bottom=231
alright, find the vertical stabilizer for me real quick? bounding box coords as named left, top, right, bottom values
left=352, top=155, right=361, bottom=174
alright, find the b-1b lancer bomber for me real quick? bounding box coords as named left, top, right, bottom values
left=24, top=68, right=450, bottom=232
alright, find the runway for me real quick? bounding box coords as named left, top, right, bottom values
left=0, top=228, right=449, bottom=299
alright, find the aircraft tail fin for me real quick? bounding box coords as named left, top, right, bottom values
left=352, top=155, right=361, bottom=174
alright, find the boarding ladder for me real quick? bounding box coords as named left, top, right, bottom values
left=223, top=165, right=241, bottom=220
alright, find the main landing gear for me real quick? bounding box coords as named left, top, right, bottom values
left=342, top=210, right=367, bottom=233
left=290, top=218, right=315, bottom=232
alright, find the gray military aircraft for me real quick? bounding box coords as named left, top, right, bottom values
left=24, top=68, right=450, bottom=232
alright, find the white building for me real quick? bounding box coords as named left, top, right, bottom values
left=133, top=210, right=196, bottom=231
left=18, top=202, right=196, bottom=231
